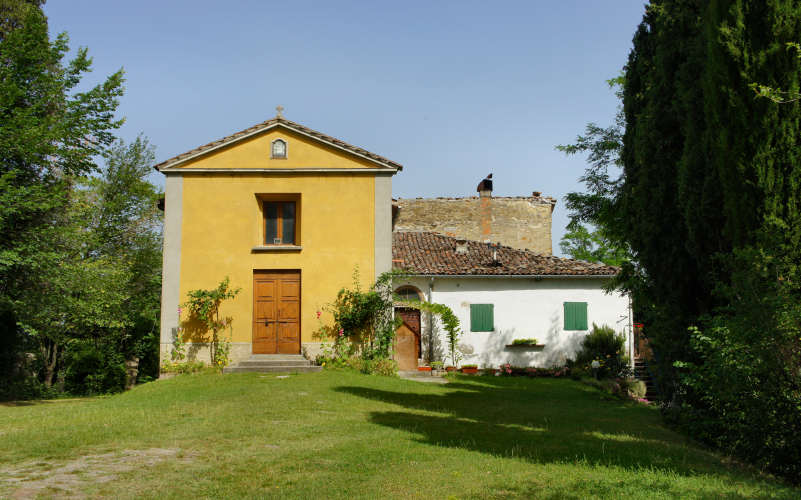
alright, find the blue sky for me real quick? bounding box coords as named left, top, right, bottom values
left=44, top=1, right=645, bottom=255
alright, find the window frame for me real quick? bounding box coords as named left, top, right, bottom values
left=258, top=194, right=301, bottom=246
left=394, top=286, right=424, bottom=303
left=271, top=138, right=288, bottom=159
left=470, top=303, right=494, bottom=332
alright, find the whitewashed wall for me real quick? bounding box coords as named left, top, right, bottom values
left=399, top=276, right=631, bottom=369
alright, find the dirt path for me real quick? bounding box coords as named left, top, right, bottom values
left=0, top=448, right=190, bottom=499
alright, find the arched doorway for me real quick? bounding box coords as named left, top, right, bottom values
left=394, top=286, right=423, bottom=370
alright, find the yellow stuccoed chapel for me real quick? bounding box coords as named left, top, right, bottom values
left=156, top=111, right=401, bottom=366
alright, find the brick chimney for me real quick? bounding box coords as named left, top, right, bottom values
left=477, top=174, right=493, bottom=240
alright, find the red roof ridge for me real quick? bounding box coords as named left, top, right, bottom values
left=395, top=195, right=556, bottom=203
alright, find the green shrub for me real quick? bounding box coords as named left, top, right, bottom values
left=582, top=377, right=625, bottom=397
left=345, top=356, right=368, bottom=373
left=575, top=324, right=630, bottom=379
left=343, top=356, right=397, bottom=376
left=160, top=360, right=207, bottom=374
left=569, top=366, right=587, bottom=380
left=63, top=342, right=126, bottom=395
left=511, top=338, right=538, bottom=345
left=620, top=378, right=647, bottom=399
left=316, top=354, right=347, bottom=369
left=672, top=318, right=801, bottom=483
left=0, top=377, right=51, bottom=401
left=372, top=358, right=398, bottom=376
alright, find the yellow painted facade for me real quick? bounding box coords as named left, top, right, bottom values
left=174, top=128, right=378, bottom=170
left=158, top=119, right=398, bottom=361
left=179, top=173, right=376, bottom=343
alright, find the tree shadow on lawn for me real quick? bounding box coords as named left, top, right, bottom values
left=334, top=376, right=791, bottom=496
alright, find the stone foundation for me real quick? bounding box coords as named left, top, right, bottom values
left=159, top=342, right=253, bottom=367
left=159, top=342, right=319, bottom=368
left=301, top=342, right=325, bottom=361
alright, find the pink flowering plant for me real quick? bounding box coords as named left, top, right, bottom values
left=313, top=268, right=400, bottom=362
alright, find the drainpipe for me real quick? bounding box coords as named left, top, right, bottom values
left=427, top=277, right=435, bottom=364
left=628, top=294, right=635, bottom=370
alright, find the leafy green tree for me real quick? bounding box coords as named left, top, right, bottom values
left=615, top=0, right=801, bottom=481
left=556, top=77, right=632, bottom=270
left=14, top=199, right=131, bottom=388
left=86, top=136, right=163, bottom=378
left=0, top=5, right=124, bottom=390
left=0, top=0, right=44, bottom=39
left=559, top=223, right=628, bottom=267
left=562, top=1, right=801, bottom=481
left=751, top=42, right=801, bottom=102
left=0, top=4, right=123, bottom=290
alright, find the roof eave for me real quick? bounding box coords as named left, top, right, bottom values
left=393, top=272, right=617, bottom=279
left=153, top=120, right=403, bottom=173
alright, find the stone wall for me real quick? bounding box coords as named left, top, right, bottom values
left=393, top=195, right=556, bottom=255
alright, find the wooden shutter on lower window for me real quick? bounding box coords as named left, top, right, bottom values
left=563, top=302, right=588, bottom=330
left=470, top=304, right=494, bottom=332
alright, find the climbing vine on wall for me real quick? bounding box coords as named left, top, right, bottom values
left=315, top=268, right=400, bottom=360
left=183, top=277, right=241, bottom=371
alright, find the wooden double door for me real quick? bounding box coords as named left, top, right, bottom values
left=253, top=270, right=301, bottom=354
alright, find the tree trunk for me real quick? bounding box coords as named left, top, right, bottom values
left=40, top=339, right=59, bottom=388
left=125, top=357, right=139, bottom=390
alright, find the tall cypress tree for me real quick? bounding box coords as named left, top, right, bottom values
left=621, top=1, right=710, bottom=392
left=618, top=0, right=801, bottom=480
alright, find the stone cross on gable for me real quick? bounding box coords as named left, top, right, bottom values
left=276, top=105, right=284, bottom=118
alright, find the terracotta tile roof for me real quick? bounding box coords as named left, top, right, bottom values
left=153, top=116, right=403, bottom=171
left=392, top=231, right=618, bottom=276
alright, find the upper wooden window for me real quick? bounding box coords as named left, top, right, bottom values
left=264, top=201, right=296, bottom=245
left=271, top=139, right=287, bottom=159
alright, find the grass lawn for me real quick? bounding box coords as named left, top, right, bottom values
left=0, top=371, right=797, bottom=499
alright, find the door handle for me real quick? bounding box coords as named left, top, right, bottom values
left=264, top=320, right=270, bottom=326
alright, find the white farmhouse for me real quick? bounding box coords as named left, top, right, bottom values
left=392, top=231, right=633, bottom=369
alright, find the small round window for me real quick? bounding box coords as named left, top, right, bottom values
left=271, top=139, right=287, bottom=159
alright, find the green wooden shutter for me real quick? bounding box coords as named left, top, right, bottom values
left=470, top=304, right=494, bottom=332
left=563, top=302, right=588, bottom=330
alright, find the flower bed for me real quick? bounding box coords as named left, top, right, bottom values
left=460, top=364, right=478, bottom=374
left=499, top=364, right=569, bottom=377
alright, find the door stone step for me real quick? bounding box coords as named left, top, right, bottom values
left=223, top=354, right=322, bottom=374
left=248, top=354, right=307, bottom=361
left=224, top=365, right=322, bottom=374
left=236, top=359, right=314, bottom=367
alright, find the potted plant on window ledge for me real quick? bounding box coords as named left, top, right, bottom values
left=506, top=338, right=545, bottom=349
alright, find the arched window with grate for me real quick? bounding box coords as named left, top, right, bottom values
left=271, top=138, right=287, bottom=159
left=395, top=286, right=423, bottom=303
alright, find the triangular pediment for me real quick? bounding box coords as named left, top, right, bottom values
left=154, top=117, right=402, bottom=172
